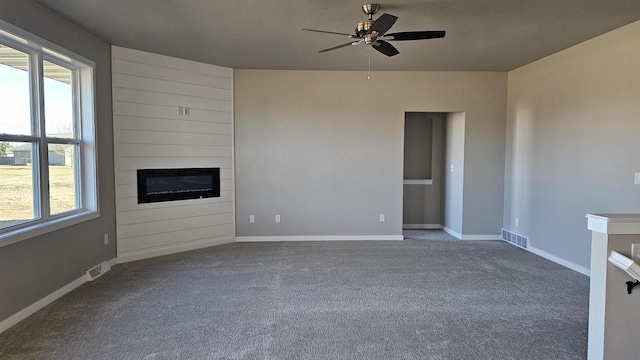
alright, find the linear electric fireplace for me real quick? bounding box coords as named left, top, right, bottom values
left=137, top=168, right=220, bottom=204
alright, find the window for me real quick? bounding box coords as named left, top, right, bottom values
left=0, top=21, right=97, bottom=246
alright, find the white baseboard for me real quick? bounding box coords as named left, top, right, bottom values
left=461, top=234, right=503, bottom=241
left=236, top=235, right=404, bottom=242
left=0, top=276, right=85, bottom=334
left=107, top=257, right=117, bottom=267
left=411, top=226, right=501, bottom=241
left=403, top=224, right=441, bottom=230
left=441, top=226, right=462, bottom=239
left=117, top=236, right=235, bottom=264
left=528, top=246, right=590, bottom=276
left=0, top=257, right=116, bottom=334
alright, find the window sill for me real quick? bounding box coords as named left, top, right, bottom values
left=403, top=179, right=434, bottom=185
left=0, top=210, right=99, bottom=248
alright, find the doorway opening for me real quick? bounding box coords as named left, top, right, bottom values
left=402, top=112, right=465, bottom=239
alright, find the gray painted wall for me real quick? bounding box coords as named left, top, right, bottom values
left=504, top=20, right=640, bottom=269
left=444, top=113, right=465, bottom=235
left=403, top=112, right=446, bottom=226
left=234, top=70, right=507, bottom=237
left=0, top=0, right=116, bottom=322
left=404, top=113, right=434, bottom=180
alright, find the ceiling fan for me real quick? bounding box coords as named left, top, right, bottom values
left=303, top=4, right=445, bottom=57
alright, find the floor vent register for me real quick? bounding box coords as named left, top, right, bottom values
left=502, top=229, right=528, bottom=249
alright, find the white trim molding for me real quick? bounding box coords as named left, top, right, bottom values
left=528, top=246, right=590, bottom=276
left=0, top=211, right=99, bottom=248
left=412, top=226, right=501, bottom=241
left=117, top=236, right=235, bottom=264
left=586, top=213, right=640, bottom=235
left=236, top=235, right=404, bottom=242
left=403, top=224, right=441, bottom=230
left=0, top=257, right=116, bottom=334
left=0, top=275, right=85, bottom=334
left=441, top=226, right=462, bottom=239
left=460, top=234, right=502, bottom=241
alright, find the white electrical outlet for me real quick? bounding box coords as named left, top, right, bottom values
left=275, top=215, right=281, bottom=223
left=184, top=107, right=190, bottom=116
left=450, top=164, right=454, bottom=172
left=177, top=106, right=184, bottom=115
left=379, top=214, right=385, bottom=222
left=632, top=244, right=640, bottom=259
left=249, top=215, right=255, bottom=223
left=104, top=234, right=109, bottom=245
left=515, top=218, right=519, bottom=227
left=635, top=172, right=640, bottom=185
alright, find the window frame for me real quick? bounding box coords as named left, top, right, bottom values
left=0, top=20, right=99, bottom=247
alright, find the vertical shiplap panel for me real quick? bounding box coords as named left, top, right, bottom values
left=112, top=46, right=234, bottom=263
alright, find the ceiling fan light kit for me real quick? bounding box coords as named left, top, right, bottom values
left=303, top=3, right=446, bottom=58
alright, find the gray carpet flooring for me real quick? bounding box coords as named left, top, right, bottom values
left=0, top=235, right=589, bottom=360
left=403, top=230, right=460, bottom=241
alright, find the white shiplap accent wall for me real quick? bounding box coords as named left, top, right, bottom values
left=112, top=46, right=235, bottom=263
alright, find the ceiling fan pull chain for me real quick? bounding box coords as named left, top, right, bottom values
left=368, top=46, right=371, bottom=80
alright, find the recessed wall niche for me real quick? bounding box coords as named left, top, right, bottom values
left=404, top=113, right=434, bottom=180
left=403, top=112, right=447, bottom=228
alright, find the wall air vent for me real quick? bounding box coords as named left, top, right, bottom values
left=85, top=261, right=111, bottom=281
left=502, top=229, right=528, bottom=249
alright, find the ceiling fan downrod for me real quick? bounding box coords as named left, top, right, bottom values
left=357, top=3, right=379, bottom=37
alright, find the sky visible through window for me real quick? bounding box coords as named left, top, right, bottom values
left=0, top=62, right=73, bottom=143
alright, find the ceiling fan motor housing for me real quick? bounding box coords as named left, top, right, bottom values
left=356, top=20, right=374, bottom=36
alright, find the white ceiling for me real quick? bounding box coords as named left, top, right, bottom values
left=34, top=0, right=640, bottom=71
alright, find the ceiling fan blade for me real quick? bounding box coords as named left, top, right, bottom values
left=303, top=29, right=357, bottom=38
left=319, top=41, right=359, bottom=53
left=384, top=31, right=446, bottom=41
left=369, top=13, right=398, bottom=35
left=372, top=40, right=399, bottom=57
